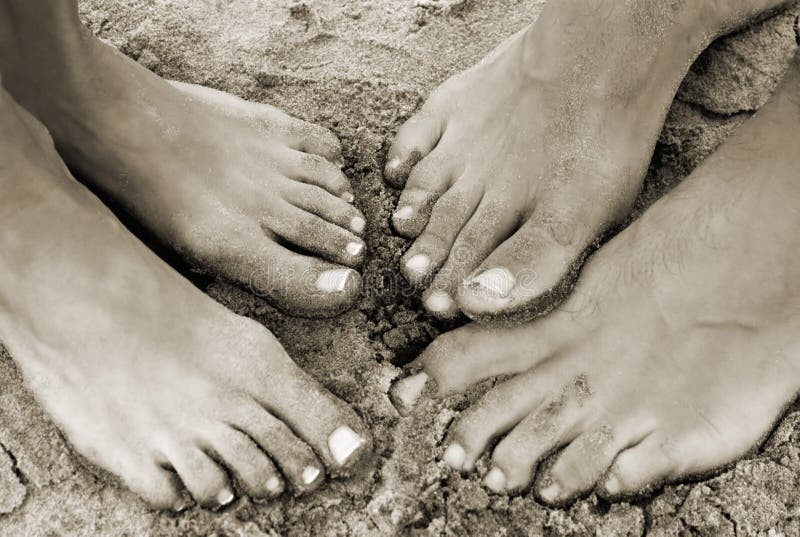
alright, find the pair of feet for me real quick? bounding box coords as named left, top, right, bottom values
left=389, top=3, right=800, bottom=505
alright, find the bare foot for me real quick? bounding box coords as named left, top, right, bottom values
left=391, top=53, right=800, bottom=503
left=0, top=87, right=370, bottom=510
left=385, top=0, right=785, bottom=320
left=1, top=20, right=365, bottom=317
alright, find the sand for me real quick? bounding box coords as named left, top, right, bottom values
left=1, top=0, right=799, bottom=535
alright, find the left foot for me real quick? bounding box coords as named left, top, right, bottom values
left=2, top=26, right=366, bottom=317
left=391, top=54, right=800, bottom=503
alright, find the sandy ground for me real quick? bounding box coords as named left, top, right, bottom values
left=1, top=1, right=800, bottom=535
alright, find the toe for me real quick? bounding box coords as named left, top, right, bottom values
left=205, top=222, right=361, bottom=317
left=537, top=424, right=644, bottom=505
left=166, top=446, right=235, bottom=509
left=422, top=196, right=518, bottom=318
left=285, top=150, right=352, bottom=200
left=204, top=423, right=285, bottom=500
left=385, top=113, right=445, bottom=188
left=392, top=152, right=455, bottom=238
left=292, top=121, right=343, bottom=165
left=457, top=191, right=616, bottom=319
left=283, top=182, right=367, bottom=236
left=232, top=398, right=326, bottom=494
left=266, top=202, right=366, bottom=267
left=600, top=432, right=683, bottom=498
left=123, top=458, right=185, bottom=511
left=400, top=184, right=483, bottom=287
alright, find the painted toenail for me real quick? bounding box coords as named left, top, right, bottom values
left=315, top=269, right=354, bottom=293
left=394, top=206, right=414, bottom=220
left=342, top=192, right=355, bottom=203
left=302, top=466, right=321, bottom=485
left=216, top=488, right=235, bottom=507
left=328, top=425, right=366, bottom=466
left=468, top=267, right=516, bottom=298
left=484, top=467, right=507, bottom=493
left=540, top=482, right=562, bottom=503
left=426, top=291, right=454, bottom=313
left=443, top=443, right=466, bottom=471
left=388, top=371, right=430, bottom=416
left=350, top=216, right=366, bottom=233
left=346, top=242, right=364, bottom=256
left=604, top=474, right=621, bottom=495
left=405, top=254, right=431, bottom=275
left=266, top=476, right=283, bottom=495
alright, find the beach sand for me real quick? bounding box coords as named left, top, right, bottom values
left=1, top=1, right=799, bottom=535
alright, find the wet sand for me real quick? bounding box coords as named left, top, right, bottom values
left=1, top=0, right=799, bottom=535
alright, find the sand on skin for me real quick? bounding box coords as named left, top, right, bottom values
left=0, top=1, right=799, bottom=535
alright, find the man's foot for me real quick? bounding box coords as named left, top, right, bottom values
left=385, top=0, right=777, bottom=320
left=2, top=27, right=366, bottom=317
left=390, top=54, right=800, bottom=502
left=0, top=88, right=370, bottom=509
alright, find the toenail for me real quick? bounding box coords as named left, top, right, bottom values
left=443, top=443, right=466, bottom=471
left=388, top=371, right=430, bottom=416
left=484, top=467, right=508, bottom=493
left=540, top=482, right=562, bottom=503
left=216, top=488, right=235, bottom=507
left=468, top=267, right=516, bottom=298
left=328, top=425, right=366, bottom=466
left=315, top=269, right=355, bottom=293
left=604, top=474, right=621, bottom=495
left=350, top=216, right=366, bottom=233
left=426, top=291, right=454, bottom=313
left=405, top=254, right=431, bottom=275
left=386, top=157, right=402, bottom=171
left=302, top=466, right=321, bottom=485
left=266, top=476, right=283, bottom=495
left=173, top=496, right=192, bottom=513
left=346, top=242, right=364, bottom=256
left=342, top=192, right=355, bottom=203
left=394, top=206, right=414, bottom=220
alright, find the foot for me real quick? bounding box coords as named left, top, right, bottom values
left=385, top=0, right=763, bottom=320
left=3, top=31, right=366, bottom=317
left=391, top=54, right=800, bottom=502
left=0, top=88, right=370, bottom=509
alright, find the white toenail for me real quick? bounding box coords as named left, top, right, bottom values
left=266, top=476, right=282, bottom=494
left=315, top=269, right=354, bottom=293
left=484, top=468, right=507, bottom=492
left=394, top=206, right=414, bottom=220
left=350, top=216, right=366, bottom=233
left=540, top=482, right=562, bottom=503
left=405, top=254, right=431, bottom=274
left=426, top=291, right=454, bottom=313
left=216, top=488, right=235, bottom=506
left=302, top=466, right=321, bottom=485
left=389, top=372, right=429, bottom=416
left=346, top=242, right=364, bottom=256
left=443, top=443, right=466, bottom=471
left=605, top=474, right=621, bottom=495
left=328, top=425, right=366, bottom=466
left=173, top=496, right=192, bottom=513
left=469, top=267, right=516, bottom=298
left=342, top=192, right=355, bottom=203
left=387, top=157, right=401, bottom=171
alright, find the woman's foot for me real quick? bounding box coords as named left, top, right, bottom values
left=0, top=88, right=370, bottom=509
left=385, top=0, right=784, bottom=320
left=391, top=53, right=800, bottom=503
left=1, top=13, right=365, bottom=317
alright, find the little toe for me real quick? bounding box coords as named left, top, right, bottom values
left=203, top=423, right=285, bottom=500
left=458, top=194, right=611, bottom=319
left=423, top=196, right=518, bottom=318
left=166, top=445, right=235, bottom=510
left=265, top=202, right=366, bottom=267
left=286, top=150, right=352, bottom=200
left=292, top=121, right=344, bottom=165
left=123, top=458, right=185, bottom=511
left=400, top=184, right=483, bottom=287
left=283, top=182, right=367, bottom=236
left=392, top=152, right=455, bottom=238
left=232, top=399, right=326, bottom=493
left=385, top=113, right=445, bottom=188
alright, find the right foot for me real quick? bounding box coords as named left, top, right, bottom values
left=385, top=0, right=782, bottom=320
left=0, top=88, right=370, bottom=509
